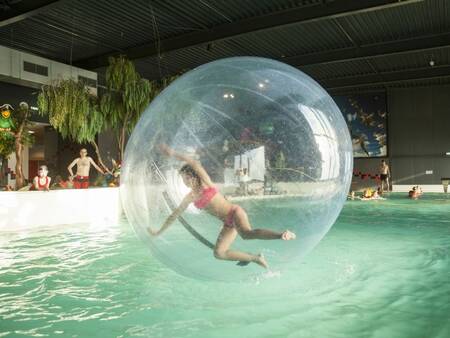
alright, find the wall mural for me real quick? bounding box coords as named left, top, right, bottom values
left=333, top=93, right=387, bottom=158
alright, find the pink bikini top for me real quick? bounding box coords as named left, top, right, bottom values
left=193, top=186, right=218, bottom=209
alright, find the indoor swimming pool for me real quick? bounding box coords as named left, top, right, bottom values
left=1, top=193, right=449, bottom=338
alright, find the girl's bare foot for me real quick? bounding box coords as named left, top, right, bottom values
left=147, top=227, right=157, bottom=236
left=281, top=230, right=296, bottom=240
left=254, top=254, right=268, bottom=269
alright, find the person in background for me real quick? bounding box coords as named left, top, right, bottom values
left=240, top=168, right=250, bottom=196
left=377, top=186, right=383, bottom=197
left=361, top=187, right=384, bottom=200
left=99, top=159, right=121, bottom=187
left=379, top=160, right=390, bottom=192
left=32, top=165, right=51, bottom=191
left=67, top=148, right=105, bottom=189
left=417, top=186, right=423, bottom=196
left=363, top=188, right=373, bottom=199
left=409, top=186, right=423, bottom=199
left=348, top=191, right=356, bottom=200
left=111, top=159, right=121, bottom=186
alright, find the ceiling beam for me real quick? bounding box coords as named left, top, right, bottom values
left=321, top=64, right=450, bottom=89
left=0, top=0, right=61, bottom=28
left=286, top=32, right=450, bottom=66
left=75, top=0, right=422, bottom=69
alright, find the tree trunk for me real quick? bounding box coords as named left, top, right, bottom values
left=15, top=135, right=24, bottom=189
left=119, top=111, right=130, bottom=162
left=117, top=132, right=122, bottom=163
left=14, top=105, right=30, bottom=190
left=0, top=157, right=7, bottom=186
left=91, top=140, right=111, bottom=174
left=120, top=127, right=126, bottom=163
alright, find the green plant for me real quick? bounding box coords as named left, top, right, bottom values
left=0, top=132, right=14, bottom=158
left=38, top=79, right=108, bottom=171
left=38, top=56, right=182, bottom=172
left=100, top=56, right=157, bottom=161
left=4, top=102, right=35, bottom=189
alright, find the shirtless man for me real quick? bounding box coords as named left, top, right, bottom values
left=67, top=148, right=104, bottom=189
left=379, top=159, right=390, bottom=192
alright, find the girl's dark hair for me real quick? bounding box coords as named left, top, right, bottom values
left=179, top=164, right=201, bottom=182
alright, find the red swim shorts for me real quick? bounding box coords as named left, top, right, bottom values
left=73, top=175, right=89, bottom=189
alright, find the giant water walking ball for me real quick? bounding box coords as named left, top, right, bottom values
left=121, top=57, right=352, bottom=281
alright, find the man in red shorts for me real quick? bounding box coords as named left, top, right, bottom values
left=67, top=148, right=105, bottom=189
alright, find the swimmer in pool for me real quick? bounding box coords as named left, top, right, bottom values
left=148, top=144, right=296, bottom=269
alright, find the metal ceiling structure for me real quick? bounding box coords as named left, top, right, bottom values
left=1, top=0, right=449, bottom=93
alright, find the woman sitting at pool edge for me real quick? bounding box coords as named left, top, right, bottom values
left=148, top=144, right=296, bottom=269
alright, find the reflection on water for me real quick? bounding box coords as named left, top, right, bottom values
left=0, top=194, right=449, bottom=338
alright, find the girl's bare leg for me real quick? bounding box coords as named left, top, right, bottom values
left=234, top=207, right=296, bottom=240
left=214, top=226, right=268, bottom=268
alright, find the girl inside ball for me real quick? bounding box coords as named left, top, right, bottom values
left=148, top=144, right=296, bottom=269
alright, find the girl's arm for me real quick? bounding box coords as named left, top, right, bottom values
left=149, top=193, right=193, bottom=236
left=160, top=144, right=214, bottom=187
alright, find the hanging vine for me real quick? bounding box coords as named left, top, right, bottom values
left=37, top=56, right=182, bottom=171
left=37, top=79, right=109, bottom=172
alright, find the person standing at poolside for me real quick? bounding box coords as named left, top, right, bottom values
left=67, top=148, right=105, bottom=189
left=240, top=168, right=250, bottom=196
left=379, top=160, right=390, bottom=192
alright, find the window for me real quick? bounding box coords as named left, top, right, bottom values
left=78, top=75, right=97, bottom=88
left=23, top=61, right=48, bottom=76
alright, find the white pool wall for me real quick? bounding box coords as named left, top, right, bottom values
left=0, top=187, right=121, bottom=230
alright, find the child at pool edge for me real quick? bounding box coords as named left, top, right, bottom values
left=147, top=144, right=296, bottom=269
left=31, top=165, right=51, bottom=191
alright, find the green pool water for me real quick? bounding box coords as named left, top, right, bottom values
left=1, top=193, right=449, bottom=338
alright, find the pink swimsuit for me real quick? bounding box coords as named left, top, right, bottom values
left=224, top=205, right=242, bottom=228
left=193, top=186, right=218, bottom=209
left=193, top=186, right=241, bottom=228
